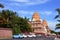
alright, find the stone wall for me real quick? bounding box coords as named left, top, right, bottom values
left=0, top=28, right=12, bottom=39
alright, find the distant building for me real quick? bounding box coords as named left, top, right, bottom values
left=29, top=12, right=50, bottom=35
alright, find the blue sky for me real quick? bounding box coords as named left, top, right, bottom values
left=0, top=0, right=60, bottom=32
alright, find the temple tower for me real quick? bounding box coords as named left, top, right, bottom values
left=32, top=12, right=40, bottom=21
left=29, top=11, right=50, bottom=35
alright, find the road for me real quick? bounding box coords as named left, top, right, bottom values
left=0, top=37, right=59, bottom=40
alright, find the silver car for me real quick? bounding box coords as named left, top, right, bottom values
left=13, top=34, right=24, bottom=39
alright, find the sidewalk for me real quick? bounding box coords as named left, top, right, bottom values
left=54, top=38, right=60, bottom=40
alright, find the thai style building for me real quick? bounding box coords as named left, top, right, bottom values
left=29, top=12, right=50, bottom=35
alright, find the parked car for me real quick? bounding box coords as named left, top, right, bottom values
left=13, top=34, right=24, bottom=39
left=19, top=34, right=24, bottom=38
left=36, top=34, right=41, bottom=37
left=27, top=34, right=36, bottom=37
left=31, top=34, right=36, bottom=37
left=27, top=34, right=33, bottom=37
left=23, top=34, right=28, bottom=38
left=13, top=34, right=20, bottom=38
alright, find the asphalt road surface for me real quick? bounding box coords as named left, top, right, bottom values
left=0, top=37, right=59, bottom=40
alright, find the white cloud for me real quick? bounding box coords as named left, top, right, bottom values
left=9, top=3, right=20, bottom=6
left=17, top=10, right=33, bottom=15
left=9, top=0, right=50, bottom=6
left=14, top=0, right=29, bottom=2
left=44, top=11, right=52, bottom=15
left=17, top=10, right=52, bottom=16
left=17, top=10, right=34, bottom=18
left=40, top=11, right=52, bottom=15
left=47, top=21, right=57, bottom=30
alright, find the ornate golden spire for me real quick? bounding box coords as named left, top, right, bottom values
left=32, top=11, right=40, bottom=21
left=42, top=20, right=48, bottom=27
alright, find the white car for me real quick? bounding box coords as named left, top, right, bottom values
left=27, top=34, right=36, bottom=37
left=19, top=34, right=24, bottom=38
left=31, top=34, right=36, bottom=37
left=23, top=34, right=27, bottom=37
left=27, top=35, right=33, bottom=37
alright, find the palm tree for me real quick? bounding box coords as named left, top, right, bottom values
left=1, top=10, right=17, bottom=22
left=0, top=4, right=4, bottom=8
left=55, top=8, right=60, bottom=29
left=0, top=10, right=17, bottom=28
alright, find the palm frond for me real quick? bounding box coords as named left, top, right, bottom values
left=55, top=23, right=60, bottom=30
left=55, top=27, right=60, bottom=30
left=57, top=20, right=60, bottom=22
left=0, top=4, right=4, bottom=8
left=55, top=15, right=59, bottom=19
left=56, top=8, right=60, bottom=14
left=56, top=24, right=60, bottom=26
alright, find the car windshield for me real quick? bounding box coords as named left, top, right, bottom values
left=19, top=34, right=23, bottom=36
